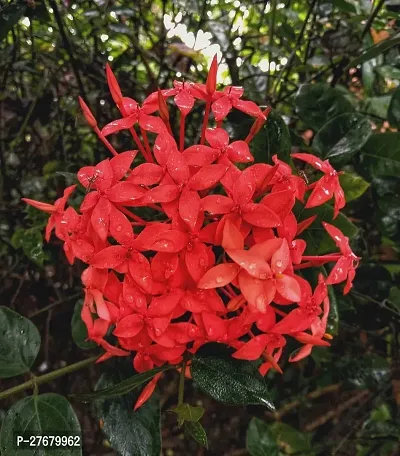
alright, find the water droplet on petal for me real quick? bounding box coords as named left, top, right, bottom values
left=154, top=327, right=162, bottom=337
left=126, top=295, right=134, bottom=303
left=207, top=327, right=213, bottom=336
left=115, top=224, right=122, bottom=232
left=276, top=260, right=283, bottom=268
left=216, top=276, right=223, bottom=284
left=164, top=270, right=172, bottom=279
left=199, top=258, right=206, bottom=267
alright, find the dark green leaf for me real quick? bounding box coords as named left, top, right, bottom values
left=11, top=228, right=45, bottom=266
left=0, top=307, right=40, bottom=378
left=295, top=83, right=354, bottom=130
left=260, top=110, right=291, bottom=164
left=360, top=96, right=391, bottom=119
left=388, top=287, right=400, bottom=312
left=270, top=422, right=313, bottom=454
left=95, top=371, right=161, bottom=456
left=184, top=421, right=208, bottom=448
left=331, top=0, right=357, bottom=13
left=0, top=2, right=27, bottom=41
left=246, top=418, right=279, bottom=456
left=327, top=285, right=339, bottom=336
left=376, top=65, right=400, bottom=81
left=361, top=133, right=400, bottom=177
left=312, top=113, right=372, bottom=165
left=191, top=344, right=274, bottom=410
left=339, top=171, right=370, bottom=202
left=295, top=202, right=358, bottom=255
left=345, top=33, right=400, bottom=69
left=71, top=300, right=96, bottom=350
left=337, top=354, right=390, bottom=389
left=388, top=87, right=400, bottom=128
left=171, top=403, right=204, bottom=422
left=0, top=394, right=82, bottom=455
left=73, top=366, right=171, bottom=401
left=362, top=420, right=400, bottom=439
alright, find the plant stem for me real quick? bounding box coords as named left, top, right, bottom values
left=0, top=356, right=98, bottom=401
left=266, top=0, right=277, bottom=96
left=178, top=356, right=187, bottom=406
left=29, top=292, right=82, bottom=318
left=272, top=0, right=318, bottom=100
left=361, top=0, right=386, bottom=40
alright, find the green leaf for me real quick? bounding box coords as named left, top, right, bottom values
left=339, top=171, right=370, bottom=202
left=295, top=83, right=354, bottom=130
left=73, top=365, right=171, bottom=401
left=337, top=354, right=391, bottom=389
left=0, top=394, right=82, bottom=455
left=312, top=113, right=372, bottom=165
left=295, top=202, right=358, bottom=255
left=0, top=1, right=27, bottom=41
left=184, top=421, right=208, bottom=448
left=360, top=96, right=391, bottom=119
left=261, top=110, right=291, bottom=163
left=376, top=65, right=400, bottom=81
left=327, top=285, right=339, bottom=336
left=0, top=307, right=40, bottom=378
left=361, top=133, right=400, bottom=177
left=191, top=343, right=274, bottom=410
left=171, top=403, right=204, bottom=422
left=95, top=371, right=161, bottom=456
left=345, top=33, right=400, bottom=69
left=71, top=300, right=96, bottom=350
left=388, top=287, right=400, bottom=313
left=331, top=0, right=357, bottom=13
left=269, top=422, right=313, bottom=454
left=11, top=227, right=45, bottom=266
left=246, top=418, right=279, bottom=456
left=388, top=86, right=400, bottom=128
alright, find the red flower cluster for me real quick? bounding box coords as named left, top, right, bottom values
left=23, top=57, right=359, bottom=409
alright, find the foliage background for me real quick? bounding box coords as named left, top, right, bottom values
left=0, top=0, right=400, bottom=454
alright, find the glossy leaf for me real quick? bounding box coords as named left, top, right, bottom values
left=346, top=33, right=400, bottom=69
left=269, top=422, right=313, bottom=455
left=0, top=307, right=40, bottom=378
left=95, top=371, right=161, bottom=456
left=388, top=86, right=400, bottom=128
left=0, top=2, right=27, bottom=41
left=184, top=421, right=208, bottom=448
left=312, top=113, right=372, bottom=165
left=71, top=300, right=96, bottom=350
left=295, top=83, right=354, bottom=130
left=246, top=418, right=279, bottom=456
left=294, top=202, right=358, bottom=255
left=257, top=110, right=291, bottom=164
left=337, top=355, right=390, bottom=389
left=0, top=394, right=82, bottom=456
left=339, top=171, right=370, bottom=202
left=326, top=284, right=339, bottom=336
left=73, top=365, right=172, bottom=401
left=361, top=133, right=400, bottom=178
left=191, top=344, right=275, bottom=409
left=171, top=403, right=205, bottom=422
left=11, top=227, right=45, bottom=266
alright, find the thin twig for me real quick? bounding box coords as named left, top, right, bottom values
left=29, top=292, right=82, bottom=318
left=361, top=0, right=386, bottom=40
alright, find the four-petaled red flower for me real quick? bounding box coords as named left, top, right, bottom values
left=22, top=56, right=359, bottom=411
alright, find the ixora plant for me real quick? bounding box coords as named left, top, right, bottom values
left=2, top=57, right=359, bottom=453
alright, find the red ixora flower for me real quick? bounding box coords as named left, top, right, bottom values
left=22, top=55, right=359, bottom=411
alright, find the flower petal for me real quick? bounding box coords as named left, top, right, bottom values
left=187, top=164, right=228, bottom=191
left=113, top=313, right=144, bottom=338
left=197, top=263, right=240, bottom=289
left=91, top=197, right=111, bottom=241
